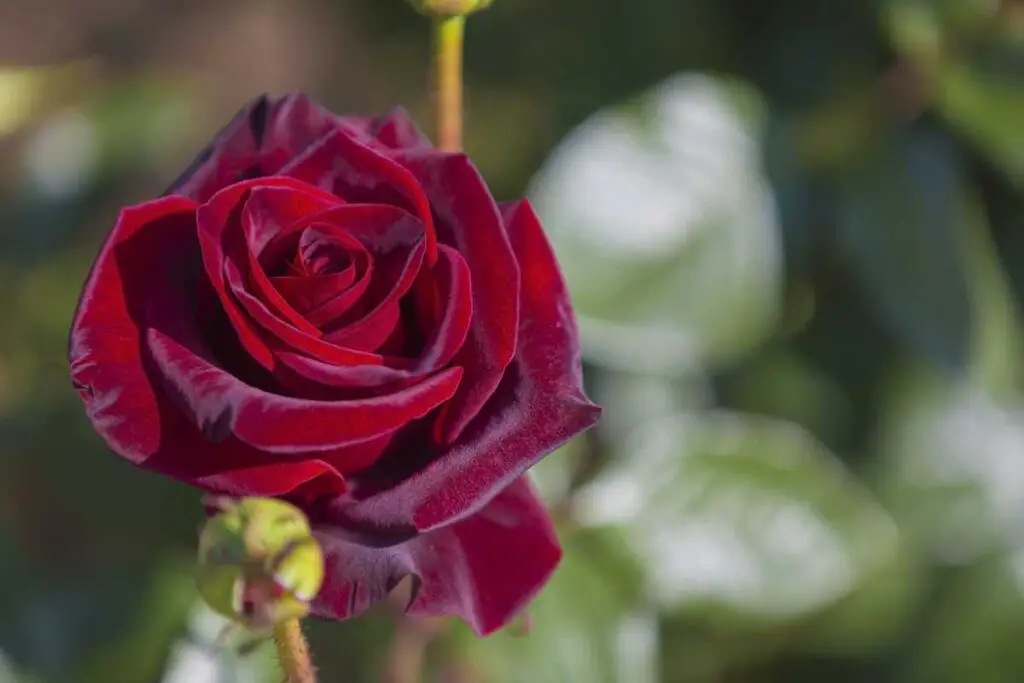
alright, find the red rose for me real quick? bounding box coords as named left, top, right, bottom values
left=68, top=94, right=600, bottom=634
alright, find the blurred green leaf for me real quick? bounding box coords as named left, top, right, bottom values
left=961, top=192, right=1023, bottom=395
left=904, top=557, right=1024, bottom=683
left=450, top=527, right=654, bottom=683
left=836, top=127, right=973, bottom=372
left=529, top=72, right=782, bottom=375
left=977, top=155, right=1024, bottom=374
left=573, top=412, right=898, bottom=624
left=875, top=369, right=1024, bottom=562
left=73, top=557, right=197, bottom=683
left=938, top=65, right=1024, bottom=187
left=801, top=545, right=925, bottom=653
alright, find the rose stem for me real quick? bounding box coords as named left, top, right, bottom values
left=274, top=617, right=317, bottom=683
left=433, top=13, right=465, bottom=152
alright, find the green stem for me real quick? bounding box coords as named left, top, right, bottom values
left=274, top=618, right=316, bottom=683
left=434, top=14, right=465, bottom=152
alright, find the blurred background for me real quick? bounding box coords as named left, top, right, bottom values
left=1, top=0, right=1023, bottom=681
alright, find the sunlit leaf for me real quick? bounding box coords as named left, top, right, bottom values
left=574, top=412, right=898, bottom=622
left=875, top=370, right=1024, bottom=562
left=529, top=73, right=782, bottom=375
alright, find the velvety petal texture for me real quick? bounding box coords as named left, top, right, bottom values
left=69, top=93, right=599, bottom=636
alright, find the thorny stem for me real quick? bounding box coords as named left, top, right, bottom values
left=274, top=617, right=316, bottom=683
left=434, top=14, right=465, bottom=152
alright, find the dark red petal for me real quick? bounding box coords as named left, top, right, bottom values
left=294, top=226, right=359, bottom=275
left=394, top=151, right=520, bottom=443
left=341, top=107, right=433, bottom=151
left=239, top=185, right=348, bottom=333
left=278, top=263, right=373, bottom=330
left=410, top=244, right=473, bottom=370
left=197, top=177, right=384, bottom=367
left=146, top=321, right=463, bottom=453
left=311, top=477, right=560, bottom=636
left=279, top=128, right=439, bottom=265
left=69, top=196, right=200, bottom=462
left=272, top=266, right=359, bottom=318
left=272, top=245, right=471, bottom=391
left=67, top=195, right=347, bottom=496
left=167, top=93, right=340, bottom=203
left=267, top=222, right=373, bottom=325
left=325, top=198, right=599, bottom=533
left=242, top=184, right=342, bottom=258
left=275, top=351, right=416, bottom=390
left=285, top=204, right=429, bottom=349
left=196, top=177, right=342, bottom=367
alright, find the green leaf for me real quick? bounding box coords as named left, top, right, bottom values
left=800, top=545, right=925, bottom=652
left=836, top=128, right=973, bottom=372
left=938, top=65, right=1024, bottom=187
left=977, top=156, right=1024, bottom=380
left=450, top=527, right=655, bottom=683
left=73, top=557, right=199, bottom=683
left=904, top=558, right=1024, bottom=683
left=528, top=73, right=782, bottom=375
left=573, top=412, right=898, bottom=624
left=875, top=369, right=1024, bottom=561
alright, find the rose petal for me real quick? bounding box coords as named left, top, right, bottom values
left=69, top=196, right=199, bottom=461
left=295, top=226, right=358, bottom=275
left=68, top=195, right=347, bottom=496
left=145, top=323, right=462, bottom=454
left=409, top=243, right=473, bottom=369
left=242, top=184, right=343, bottom=258
left=279, top=128, right=439, bottom=265
left=272, top=264, right=361, bottom=319
left=238, top=185, right=349, bottom=334
left=167, top=94, right=340, bottom=203
left=197, top=177, right=386, bottom=367
left=311, top=476, right=560, bottom=636
left=324, top=198, right=599, bottom=533
left=393, top=151, right=520, bottom=443
left=271, top=244, right=471, bottom=391
left=342, top=107, right=433, bottom=151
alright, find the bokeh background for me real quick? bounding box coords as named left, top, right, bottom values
left=1, top=0, right=1023, bottom=681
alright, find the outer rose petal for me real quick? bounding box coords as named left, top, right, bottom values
left=167, top=93, right=339, bottom=203
left=312, top=477, right=560, bottom=636
left=146, top=325, right=463, bottom=454
left=68, top=196, right=346, bottom=495
left=320, top=198, right=599, bottom=533
left=167, top=96, right=431, bottom=204
left=343, top=107, right=434, bottom=151
left=393, top=151, right=521, bottom=444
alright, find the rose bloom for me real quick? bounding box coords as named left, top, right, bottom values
left=68, top=94, right=600, bottom=635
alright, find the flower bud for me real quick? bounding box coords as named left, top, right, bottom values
left=196, top=497, right=325, bottom=633
left=406, top=0, right=493, bottom=17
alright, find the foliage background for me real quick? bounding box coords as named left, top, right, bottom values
left=0, top=0, right=1022, bottom=681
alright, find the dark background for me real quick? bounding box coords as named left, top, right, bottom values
left=0, top=0, right=1023, bottom=681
